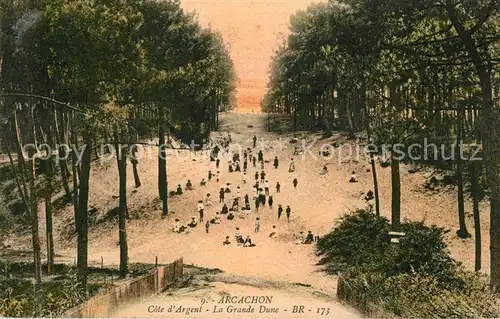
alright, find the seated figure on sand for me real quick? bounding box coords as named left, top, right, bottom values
left=269, top=225, right=278, bottom=239
left=321, top=165, right=328, bottom=175
left=294, top=231, right=305, bottom=244
left=349, top=171, right=358, bottom=183
left=176, top=184, right=183, bottom=195
left=173, top=218, right=181, bottom=233
left=364, top=190, right=374, bottom=201
left=188, top=217, right=197, bottom=228
left=235, top=227, right=244, bottom=244
left=232, top=198, right=239, bottom=211
left=289, top=159, right=296, bottom=172
left=223, top=236, right=231, bottom=245
left=200, top=178, right=206, bottom=187
left=244, top=235, right=256, bottom=247
left=221, top=204, right=229, bottom=215
left=186, top=180, right=193, bottom=190
left=303, top=231, right=314, bottom=244
left=205, top=193, right=212, bottom=206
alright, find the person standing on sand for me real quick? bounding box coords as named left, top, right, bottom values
left=264, top=180, right=270, bottom=195
left=286, top=205, right=291, bottom=221
left=208, top=170, right=213, bottom=181
left=273, top=156, right=279, bottom=169
left=255, top=197, right=260, bottom=212
left=243, top=159, right=248, bottom=172
left=255, top=217, right=260, bottom=233
left=276, top=181, right=281, bottom=193
left=242, top=172, right=247, bottom=184
left=205, top=221, right=210, bottom=233
left=219, top=188, right=225, bottom=203
left=258, top=150, right=263, bottom=162
left=255, top=171, right=259, bottom=182
left=197, top=200, right=205, bottom=222
left=293, top=178, right=298, bottom=189
left=216, top=158, right=220, bottom=169
left=277, top=204, right=283, bottom=219
left=268, top=195, right=273, bottom=209
left=252, top=156, right=256, bottom=167
left=260, top=171, right=266, bottom=183
left=253, top=135, right=257, bottom=148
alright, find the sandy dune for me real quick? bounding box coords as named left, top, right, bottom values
left=180, top=0, right=326, bottom=112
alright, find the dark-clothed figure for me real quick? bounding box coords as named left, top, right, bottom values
left=286, top=205, right=291, bottom=221
left=277, top=205, right=283, bottom=219
left=273, top=156, right=279, bottom=169
left=293, top=178, right=298, bottom=189
left=219, top=188, right=225, bottom=203
left=268, top=196, right=273, bottom=209
left=253, top=135, right=257, bottom=148
left=303, top=231, right=314, bottom=244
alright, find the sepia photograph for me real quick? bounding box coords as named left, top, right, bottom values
left=0, top=0, right=499, bottom=317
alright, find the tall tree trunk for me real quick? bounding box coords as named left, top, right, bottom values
left=391, top=153, right=401, bottom=231
left=76, top=133, right=92, bottom=294
left=158, top=120, right=168, bottom=218
left=447, top=3, right=500, bottom=290
left=471, top=161, right=482, bottom=271
left=456, top=106, right=470, bottom=238
left=116, top=143, right=128, bottom=278
left=45, top=188, right=54, bottom=275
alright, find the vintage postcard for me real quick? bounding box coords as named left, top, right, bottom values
left=0, top=0, right=499, bottom=318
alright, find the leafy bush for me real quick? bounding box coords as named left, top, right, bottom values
left=0, top=270, right=107, bottom=317
left=320, top=209, right=499, bottom=317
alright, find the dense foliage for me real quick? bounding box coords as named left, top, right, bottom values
left=318, top=209, right=499, bottom=317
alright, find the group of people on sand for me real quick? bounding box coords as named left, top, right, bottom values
left=170, top=132, right=323, bottom=249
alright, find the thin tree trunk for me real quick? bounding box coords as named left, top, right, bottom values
left=391, top=153, right=401, bottom=231
left=116, top=143, right=128, bottom=278
left=45, top=190, right=54, bottom=275
left=2, top=130, right=29, bottom=211
left=471, top=161, right=482, bottom=271
left=158, top=120, right=168, bottom=217
left=26, top=106, right=42, bottom=285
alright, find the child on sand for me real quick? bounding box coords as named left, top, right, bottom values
left=208, top=170, right=213, bottom=181
left=176, top=184, right=183, bottom=195
left=255, top=217, right=260, bottom=233
left=205, top=193, right=212, bottom=206
left=293, top=178, right=298, bottom=189
left=223, top=236, right=231, bottom=245
left=242, top=172, right=247, bottom=184
left=186, top=180, right=193, bottom=190
left=277, top=204, right=283, bottom=219
left=286, top=205, right=291, bottom=221
left=276, top=182, right=281, bottom=193
left=260, top=171, right=266, bottom=183
left=236, top=186, right=241, bottom=199
left=205, top=221, right=210, bottom=233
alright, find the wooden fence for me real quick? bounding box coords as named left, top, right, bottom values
left=63, top=258, right=183, bottom=318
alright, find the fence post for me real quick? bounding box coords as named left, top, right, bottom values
left=101, top=256, right=104, bottom=269
left=155, top=256, right=158, bottom=268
